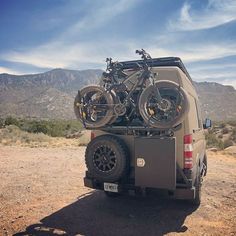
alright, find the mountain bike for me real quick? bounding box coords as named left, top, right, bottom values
left=74, top=49, right=189, bottom=128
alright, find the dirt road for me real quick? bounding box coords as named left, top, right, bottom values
left=0, top=146, right=235, bottom=236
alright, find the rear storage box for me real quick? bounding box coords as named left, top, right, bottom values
left=135, top=137, right=176, bottom=190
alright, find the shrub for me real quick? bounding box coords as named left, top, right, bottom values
left=228, top=120, right=236, bottom=127
left=28, top=121, right=49, bottom=134
left=0, top=118, right=4, bottom=128
left=20, top=119, right=82, bottom=137
left=5, top=116, right=20, bottom=127
left=223, top=139, right=233, bottom=149
left=222, top=127, right=229, bottom=134
left=213, top=122, right=226, bottom=128
left=0, top=124, right=51, bottom=145
left=219, top=123, right=226, bottom=128
left=0, top=117, right=82, bottom=137
left=205, top=133, right=224, bottom=150
left=231, top=128, right=236, bottom=142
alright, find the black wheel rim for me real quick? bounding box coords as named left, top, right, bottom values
left=145, top=88, right=183, bottom=123
left=83, top=91, right=110, bottom=123
left=93, top=145, right=116, bottom=172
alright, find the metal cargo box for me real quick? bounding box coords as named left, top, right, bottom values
left=134, top=137, right=176, bottom=190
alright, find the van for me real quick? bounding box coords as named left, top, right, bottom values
left=78, top=56, right=211, bottom=205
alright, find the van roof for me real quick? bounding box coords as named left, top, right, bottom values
left=120, top=57, right=193, bottom=83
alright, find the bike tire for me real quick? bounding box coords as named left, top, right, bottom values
left=138, top=80, right=189, bottom=128
left=74, top=85, right=115, bottom=128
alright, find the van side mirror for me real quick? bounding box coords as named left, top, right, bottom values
left=203, top=118, right=212, bottom=129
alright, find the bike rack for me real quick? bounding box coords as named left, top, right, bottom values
left=86, top=123, right=182, bottom=136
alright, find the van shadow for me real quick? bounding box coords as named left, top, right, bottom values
left=14, top=191, right=198, bottom=236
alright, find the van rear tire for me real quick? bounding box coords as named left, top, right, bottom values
left=191, top=169, right=202, bottom=206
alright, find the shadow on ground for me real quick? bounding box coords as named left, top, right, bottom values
left=14, top=191, right=198, bottom=236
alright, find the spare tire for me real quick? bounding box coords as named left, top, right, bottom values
left=74, top=85, right=115, bottom=128
left=85, top=135, right=128, bottom=182
left=138, top=80, right=189, bottom=129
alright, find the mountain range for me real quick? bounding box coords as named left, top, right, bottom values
left=0, top=68, right=235, bottom=121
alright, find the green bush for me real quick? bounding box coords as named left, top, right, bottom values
left=5, top=116, right=20, bottom=127
left=0, top=117, right=83, bottom=137
left=29, top=119, right=80, bottom=137
left=29, top=121, right=49, bottom=134
left=205, top=133, right=224, bottom=150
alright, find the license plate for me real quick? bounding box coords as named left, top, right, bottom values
left=104, top=183, right=118, bottom=192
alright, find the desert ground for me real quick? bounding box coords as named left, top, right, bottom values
left=0, top=146, right=235, bottom=236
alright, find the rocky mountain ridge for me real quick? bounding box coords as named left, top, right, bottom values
left=0, top=69, right=235, bottom=121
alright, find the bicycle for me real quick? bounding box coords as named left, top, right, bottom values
left=74, top=49, right=189, bottom=129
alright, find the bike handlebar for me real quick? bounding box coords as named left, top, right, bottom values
left=106, top=49, right=152, bottom=73
left=135, top=49, right=152, bottom=60
left=106, top=58, right=124, bottom=73
left=135, top=49, right=143, bottom=55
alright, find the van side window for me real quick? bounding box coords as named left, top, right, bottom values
left=194, top=99, right=202, bottom=129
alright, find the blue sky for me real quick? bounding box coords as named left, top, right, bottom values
left=0, top=0, right=236, bottom=87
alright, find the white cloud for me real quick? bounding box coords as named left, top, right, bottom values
left=191, top=70, right=236, bottom=80
left=194, top=76, right=236, bottom=89
left=180, top=2, right=192, bottom=24
left=0, top=66, right=23, bottom=75
left=145, top=42, right=236, bottom=89
left=186, top=64, right=236, bottom=89
left=187, top=62, right=236, bottom=71
left=1, top=0, right=139, bottom=70
left=1, top=40, right=137, bottom=70
left=169, top=0, right=236, bottom=31
left=147, top=43, right=236, bottom=63
left=67, top=0, right=139, bottom=35
left=1, top=0, right=236, bottom=91
left=221, top=79, right=236, bottom=89
left=3, top=39, right=236, bottom=77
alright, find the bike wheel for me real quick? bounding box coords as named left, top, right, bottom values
left=74, top=85, right=115, bottom=128
left=138, top=80, right=189, bottom=128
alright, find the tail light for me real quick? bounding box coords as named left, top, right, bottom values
left=90, top=131, right=95, bottom=140
left=184, top=134, right=193, bottom=169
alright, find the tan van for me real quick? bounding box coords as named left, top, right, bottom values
left=76, top=55, right=211, bottom=205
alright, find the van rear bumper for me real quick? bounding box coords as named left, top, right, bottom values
left=84, top=177, right=195, bottom=200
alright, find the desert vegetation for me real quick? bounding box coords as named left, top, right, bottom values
left=0, top=116, right=236, bottom=150
left=0, top=116, right=82, bottom=137
left=206, top=121, right=236, bottom=150
left=0, top=116, right=90, bottom=147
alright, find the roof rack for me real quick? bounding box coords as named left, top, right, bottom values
left=120, top=57, right=193, bottom=83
